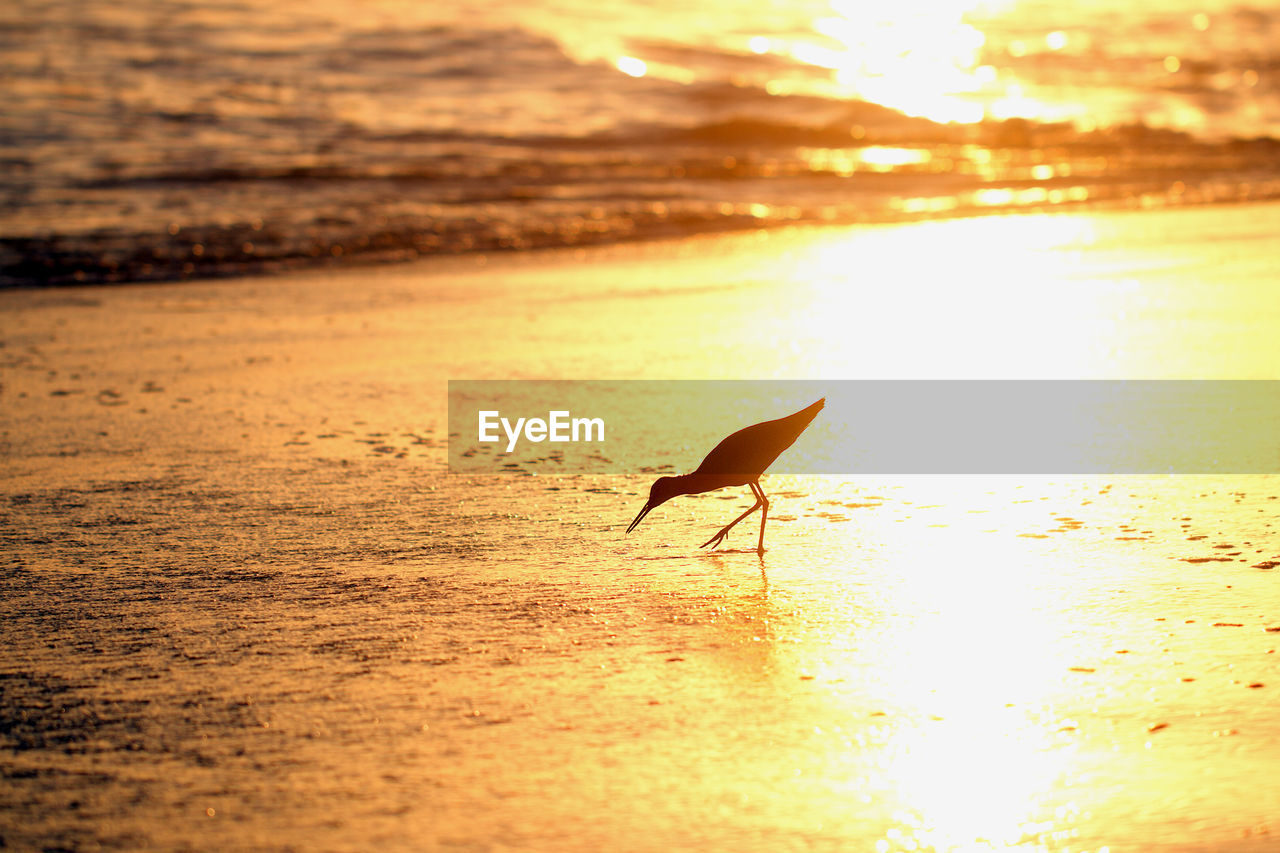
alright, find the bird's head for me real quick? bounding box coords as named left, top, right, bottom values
left=626, top=475, right=682, bottom=534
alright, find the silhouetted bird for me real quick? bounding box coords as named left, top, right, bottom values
left=627, top=398, right=824, bottom=554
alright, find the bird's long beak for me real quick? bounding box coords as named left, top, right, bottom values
left=626, top=501, right=653, bottom=534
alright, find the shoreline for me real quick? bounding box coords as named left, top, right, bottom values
left=8, top=190, right=1280, bottom=291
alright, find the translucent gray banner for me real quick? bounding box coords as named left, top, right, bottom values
left=447, top=380, right=1280, bottom=474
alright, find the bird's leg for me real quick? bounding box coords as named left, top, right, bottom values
left=754, top=482, right=769, bottom=554
left=700, top=488, right=762, bottom=550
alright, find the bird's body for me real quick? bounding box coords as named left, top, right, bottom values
left=627, top=398, right=824, bottom=553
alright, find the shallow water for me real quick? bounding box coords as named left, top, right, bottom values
left=4, top=467, right=1280, bottom=850
left=3, top=207, right=1280, bottom=849
left=5, top=0, right=1280, bottom=285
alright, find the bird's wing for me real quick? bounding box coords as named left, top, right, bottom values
left=693, top=398, right=824, bottom=477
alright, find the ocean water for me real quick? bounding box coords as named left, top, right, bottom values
left=4, top=0, right=1280, bottom=285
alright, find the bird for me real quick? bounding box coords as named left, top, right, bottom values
left=626, top=398, right=824, bottom=554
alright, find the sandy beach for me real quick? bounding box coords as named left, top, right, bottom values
left=2, top=203, right=1279, bottom=850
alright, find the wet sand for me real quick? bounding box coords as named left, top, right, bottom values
left=3, top=204, right=1280, bottom=850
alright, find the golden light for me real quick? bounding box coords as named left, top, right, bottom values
left=777, top=0, right=1083, bottom=126
left=615, top=55, right=647, bottom=78
left=882, top=713, right=1077, bottom=850
left=802, top=146, right=934, bottom=176
left=807, top=483, right=1092, bottom=850
left=989, top=81, right=1044, bottom=120
left=857, top=146, right=933, bottom=169
left=798, top=0, right=997, bottom=124
left=778, top=213, right=1125, bottom=378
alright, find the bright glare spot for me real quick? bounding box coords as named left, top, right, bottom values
left=800, top=0, right=997, bottom=124
left=1008, top=39, right=1026, bottom=58
left=1164, top=55, right=1181, bottom=73
left=974, top=187, right=1016, bottom=206
left=795, top=214, right=1114, bottom=377
left=1045, top=30, right=1068, bottom=50
left=749, top=35, right=770, bottom=54
left=615, top=56, right=647, bottom=78
left=975, top=64, right=997, bottom=83
left=1193, top=12, right=1210, bottom=31
left=887, top=716, right=1065, bottom=850
left=989, top=82, right=1042, bottom=120
left=895, top=196, right=958, bottom=214
left=1243, top=69, right=1259, bottom=87
left=1031, top=163, right=1055, bottom=180
left=816, top=494, right=1082, bottom=849
left=860, top=146, right=933, bottom=168
left=803, top=146, right=933, bottom=176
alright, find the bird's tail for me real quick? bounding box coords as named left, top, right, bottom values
left=796, top=397, right=825, bottom=427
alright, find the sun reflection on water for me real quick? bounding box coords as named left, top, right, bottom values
left=762, top=0, right=1095, bottom=127
left=774, top=213, right=1128, bottom=378
left=804, top=0, right=995, bottom=123
left=882, top=714, right=1076, bottom=851
left=836, top=485, right=1091, bottom=851
left=585, top=0, right=1073, bottom=126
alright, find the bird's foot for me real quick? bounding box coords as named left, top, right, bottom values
left=700, top=527, right=732, bottom=550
